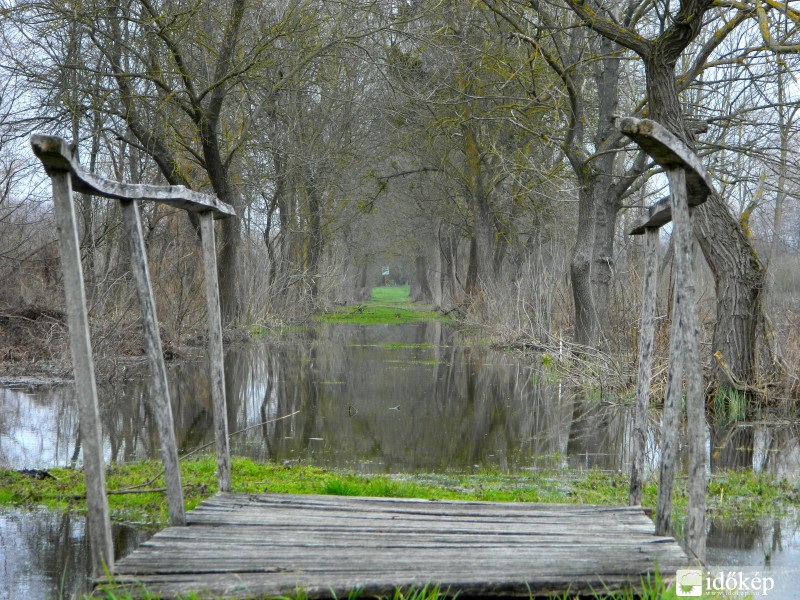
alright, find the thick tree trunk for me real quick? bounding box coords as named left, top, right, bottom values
left=570, top=184, right=597, bottom=346
left=570, top=35, right=621, bottom=349
left=648, top=50, right=765, bottom=387
left=303, top=166, right=324, bottom=298
left=694, top=196, right=764, bottom=385
left=571, top=171, right=618, bottom=348
left=411, top=256, right=433, bottom=303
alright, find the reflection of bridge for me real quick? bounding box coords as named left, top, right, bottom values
left=99, top=493, right=686, bottom=598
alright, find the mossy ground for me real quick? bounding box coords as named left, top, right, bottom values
left=2, top=456, right=797, bottom=528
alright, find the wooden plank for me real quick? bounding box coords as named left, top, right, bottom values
left=120, top=199, right=185, bottom=526
left=618, top=117, right=715, bottom=235
left=30, top=135, right=234, bottom=218
left=200, top=212, right=231, bottom=492
left=98, top=493, right=686, bottom=598
left=50, top=170, right=114, bottom=577
left=629, top=195, right=671, bottom=235
left=616, top=117, right=714, bottom=204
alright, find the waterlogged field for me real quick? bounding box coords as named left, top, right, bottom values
left=1, top=289, right=799, bottom=598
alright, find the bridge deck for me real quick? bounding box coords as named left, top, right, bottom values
left=96, top=493, right=686, bottom=599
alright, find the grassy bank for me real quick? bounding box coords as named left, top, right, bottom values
left=6, top=458, right=794, bottom=599
left=316, top=285, right=444, bottom=325
left=2, top=456, right=797, bottom=527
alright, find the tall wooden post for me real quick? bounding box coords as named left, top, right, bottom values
left=120, top=199, right=186, bottom=526
left=655, top=168, right=689, bottom=537
left=629, top=226, right=659, bottom=506
left=51, top=169, right=114, bottom=577
left=200, top=211, right=231, bottom=492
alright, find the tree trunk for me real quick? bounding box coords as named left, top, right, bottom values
left=647, top=43, right=764, bottom=388
left=571, top=170, right=618, bottom=348
left=693, top=196, right=764, bottom=385
left=411, top=256, right=433, bottom=303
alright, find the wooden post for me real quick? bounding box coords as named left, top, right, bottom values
left=655, top=169, right=687, bottom=537
left=50, top=170, right=114, bottom=577
left=120, top=199, right=186, bottom=526
left=629, top=227, right=659, bottom=506
left=200, top=211, right=231, bottom=492
left=655, top=168, right=706, bottom=563
left=679, top=216, right=707, bottom=563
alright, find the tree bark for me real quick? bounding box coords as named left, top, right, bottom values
left=412, top=256, right=433, bottom=303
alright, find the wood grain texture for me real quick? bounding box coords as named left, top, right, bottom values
left=619, top=117, right=715, bottom=235
left=200, top=212, right=231, bottom=492
left=629, top=227, right=659, bottom=506
left=96, top=493, right=687, bottom=599
left=51, top=171, right=114, bottom=576
left=31, top=134, right=235, bottom=218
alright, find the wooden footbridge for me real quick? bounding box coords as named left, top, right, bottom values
left=32, top=116, right=704, bottom=599
left=96, top=493, right=686, bottom=599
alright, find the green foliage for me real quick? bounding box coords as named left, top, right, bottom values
left=712, top=386, right=749, bottom=425
left=370, top=285, right=411, bottom=303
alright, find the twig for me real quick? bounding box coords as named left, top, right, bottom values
left=121, top=410, right=301, bottom=491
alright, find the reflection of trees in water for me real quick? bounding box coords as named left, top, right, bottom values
left=10, top=323, right=797, bottom=477
left=0, top=387, right=80, bottom=468
left=706, top=514, right=797, bottom=568
left=217, top=322, right=629, bottom=472
left=1, top=509, right=145, bottom=599
left=566, top=394, right=629, bottom=471
left=710, top=423, right=800, bottom=478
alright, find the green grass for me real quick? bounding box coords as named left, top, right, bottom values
left=371, top=284, right=412, bottom=303
left=90, top=575, right=681, bottom=600
left=317, top=285, right=443, bottom=325
left=3, top=457, right=798, bottom=528
left=5, top=459, right=785, bottom=599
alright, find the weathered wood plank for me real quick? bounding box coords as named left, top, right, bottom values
left=630, top=227, right=659, bottom=505
left=629, top=195, right=672, bottom=235
left=30, top=135, right=234, bottom=218
left=616, top=117, right=713, bottom=204
left=98, top=493, right=686, bottom=599
left=619, top=117, right=716, bottom=235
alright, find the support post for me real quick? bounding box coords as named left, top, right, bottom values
left=120, top=199, right=186, bottom=526
left=200, top=211, right=231, bottom=492
left=655, top=168, right=706, bottom=562
left=629, top=227, right=659, bottom=506
left=51, top=170, right=114, bottom=576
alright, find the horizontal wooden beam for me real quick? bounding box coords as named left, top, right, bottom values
left=31, top=135, right=235, bottom=218
left=629, top=196, right=671, bottom=235
left=616, top=117, right=715, bottom=235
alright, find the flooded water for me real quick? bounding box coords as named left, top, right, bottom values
left=1, top=322, right=799, bottom=598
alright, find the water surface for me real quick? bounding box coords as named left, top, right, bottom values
left=1, top=322, right=799, bottom=598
